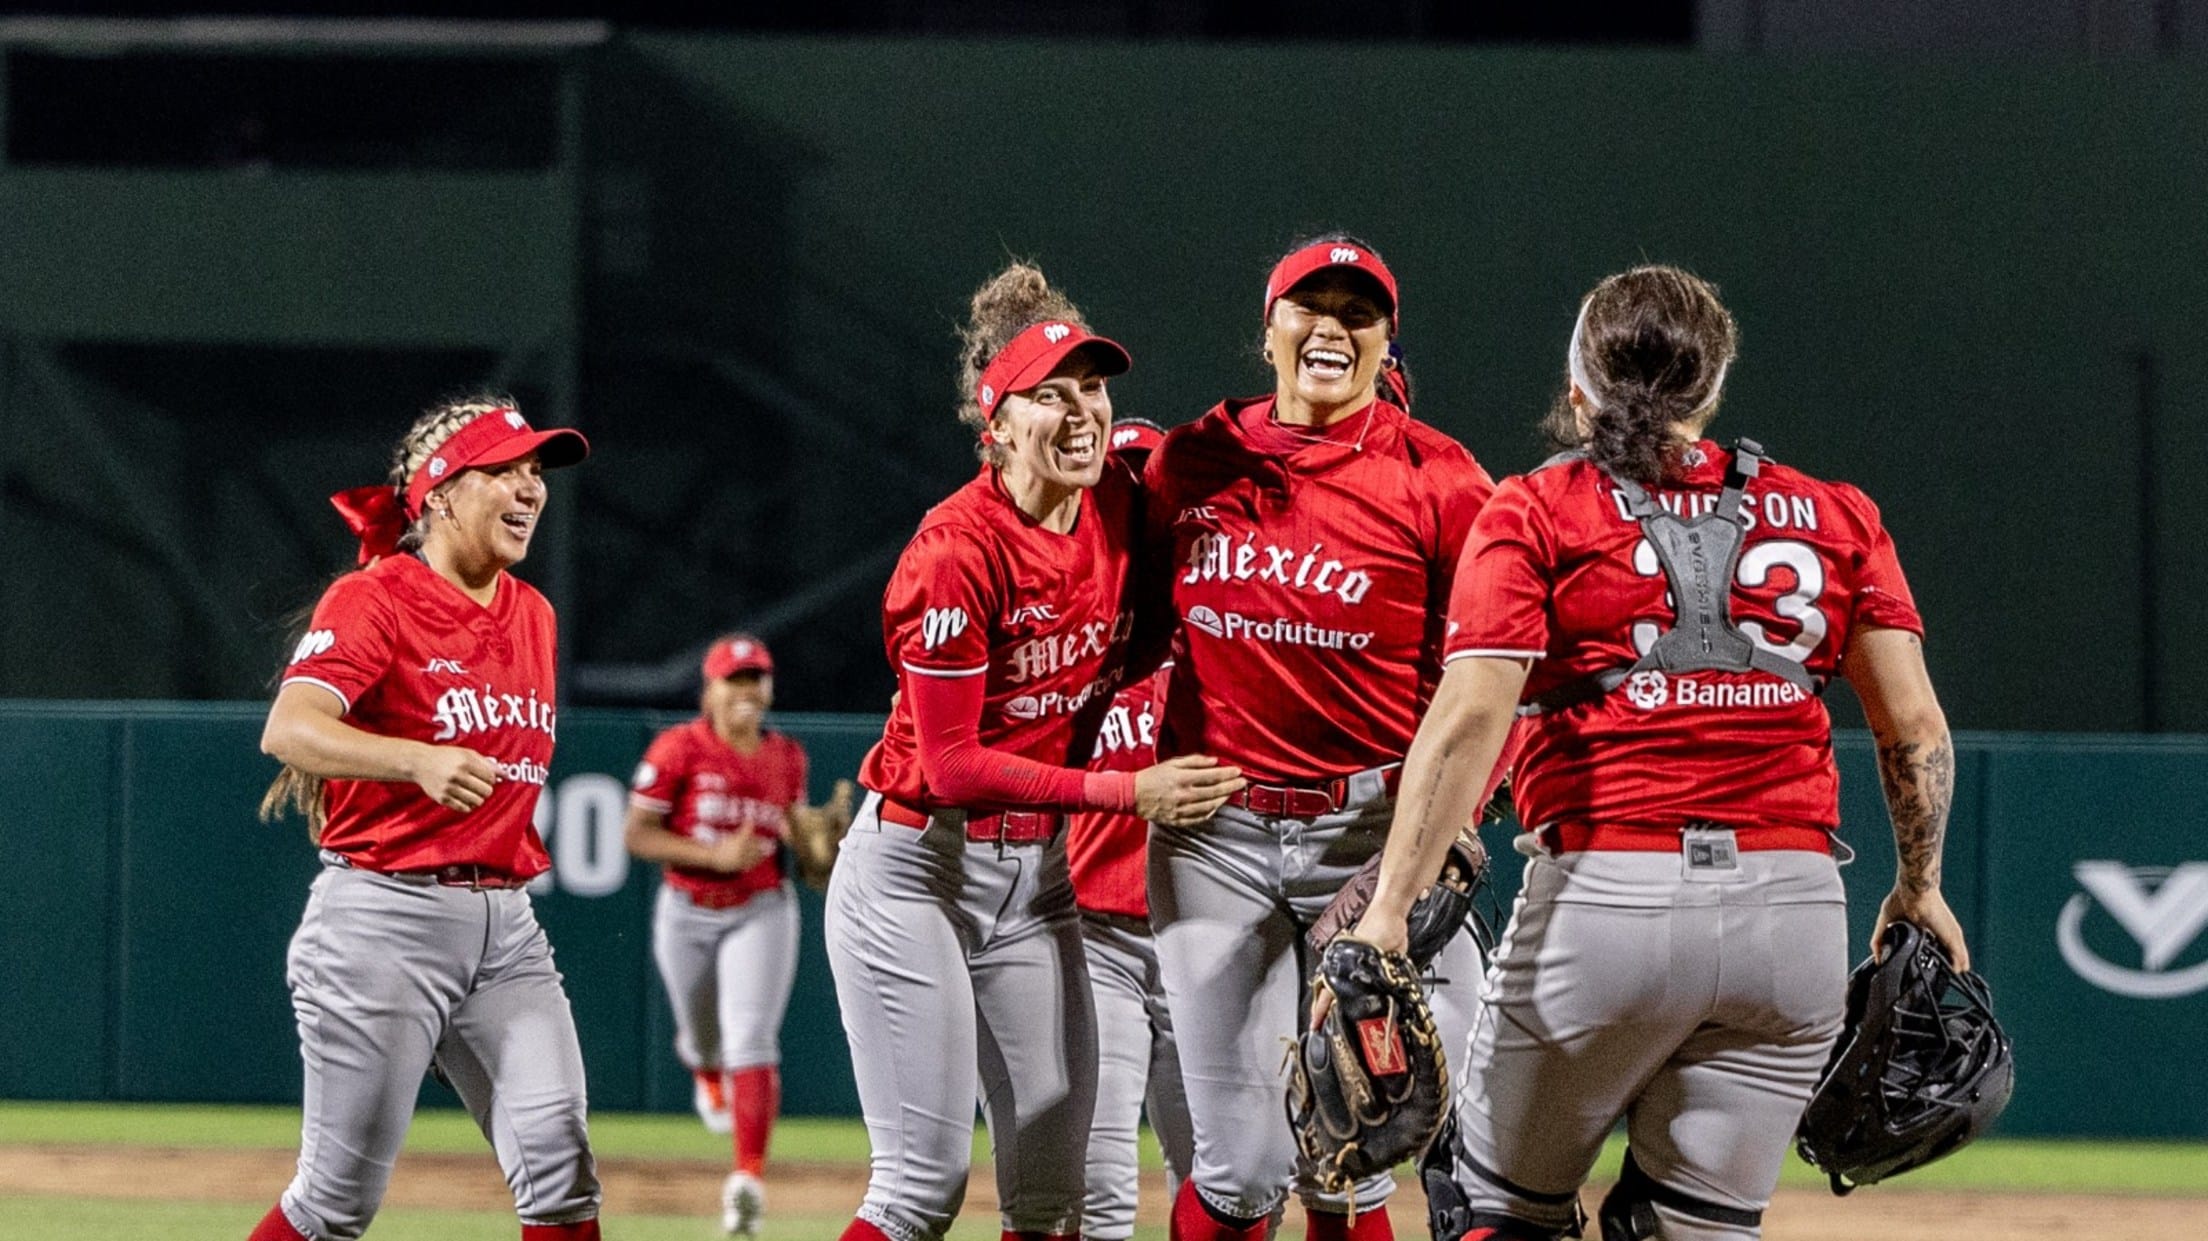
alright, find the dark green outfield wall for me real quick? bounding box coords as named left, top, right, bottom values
left=4, top=701, right=2206, bottom=1139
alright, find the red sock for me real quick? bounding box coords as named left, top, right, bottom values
left=520, top=1222, right=601, bottom=1240
left=840, top=1219, right=896, bottom=1241
left=248, top=1205, right=307, bottom=1241
left=730, top=1064, right=779, bottom=1176
left=696, top=1066, right=730, bottom=1113
left=1171, top=1180, right=1268, bottom=1241
left=1307, top=1206, right=1393, bottom=1241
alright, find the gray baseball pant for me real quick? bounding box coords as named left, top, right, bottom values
left=1448, top=843, right=1848, bottom=1239
left=1149, top=781, right=1405, bottom=1223
left=651, top=881, right=801, bottom=1072
left=1080, top=909, right=1195, bottom=1241
left=276, top=859, right=600, bottom=1240
left=824, top=792, right=1097, bottom=1241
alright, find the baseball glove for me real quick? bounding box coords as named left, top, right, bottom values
left=1307, top=832, right=1488, bottom=970
left=1286, top=936, right=1451, bottom=1202
left=787, top=779, right=857, bottom=890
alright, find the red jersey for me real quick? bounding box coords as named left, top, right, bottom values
left=281, top=554, right=559, bottom=877
left=859, top=464, right=1140, bottom=811
left=630, top=718, right=806, bottom=905
left=1446, top=441, right=1925, bottom=833
left=1143, top=397, right=1495, bottom=784
left=1067, top=665, right=1168, bottom=919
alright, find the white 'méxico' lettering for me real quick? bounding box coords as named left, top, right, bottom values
left=1182, top=533, right=1372, bottom=606
left=431, top=683, right=559, bottom=743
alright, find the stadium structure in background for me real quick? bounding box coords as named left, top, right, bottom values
left=0, top=5, right=2202, bottom=719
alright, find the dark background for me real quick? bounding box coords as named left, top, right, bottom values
left=1, top=3, right=2204, bottom=731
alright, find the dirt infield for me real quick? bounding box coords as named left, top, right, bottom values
left=0, top=1144, right=2194, bottom=1239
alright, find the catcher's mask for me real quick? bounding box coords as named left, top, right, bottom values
left=1795, top=921, right=2014, bottom=1195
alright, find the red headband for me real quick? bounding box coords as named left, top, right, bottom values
left=329, top=408, right=590, bottom=566
left=975, top=321, right=1133, bottom=421
left=1263, top=241, right=1400, bottom=330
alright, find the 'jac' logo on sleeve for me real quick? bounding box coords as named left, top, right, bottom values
left=921, top=607, right=969, bottom=651
left=290, top=630, right=336, bottom=664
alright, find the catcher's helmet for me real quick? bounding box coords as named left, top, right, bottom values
left=1796, top=921, right=2014, bottom=1195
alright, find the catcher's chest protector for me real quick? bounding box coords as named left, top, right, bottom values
left=1526, top=439, right=1817, bottom=715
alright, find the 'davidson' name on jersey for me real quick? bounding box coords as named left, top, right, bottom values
left=1611, top=488, right=1823, bottom=533
left=431, top=684, right=559, bottom=743
left=1182, top=532, right=1372, bottom=606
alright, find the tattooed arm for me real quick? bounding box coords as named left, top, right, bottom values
left=1349, top=656, right=1530, bottom=957
left=1847, top=626, right=1972, bottom=971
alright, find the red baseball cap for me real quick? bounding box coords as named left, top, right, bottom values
left=404, top=407, right=589, bottom=519
left=703, top=633, right=774, bottom=680
left=976, top=320, right=1132, bottom=419
left=1108, top=419, right=1166, bottom=458
left=1263, top=241, right=1400, bottom=330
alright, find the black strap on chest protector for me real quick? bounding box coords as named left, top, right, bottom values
left=1524, top=439, right=1820, bottom=716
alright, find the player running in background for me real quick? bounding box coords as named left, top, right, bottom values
left=1066, top=418, right=1195, bottom=1241
left=826, top=264, right=1245, bottom=1241
left=1141, top=237, right=1499, bottom=1241
left=1353, top=264, right=1968, bottom=1241
left=625, top=632, right=856, bottom=1236
left=250, top=397, right=600, bottom=1241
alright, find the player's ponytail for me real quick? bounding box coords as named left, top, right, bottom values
left=957, top=263, right=1090, bottom=465
left=1544, top=265, right=1737, bottom=485
left=259, top=393, right=516, bottom=841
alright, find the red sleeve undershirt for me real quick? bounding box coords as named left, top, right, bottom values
left=905, top=668, right=1138, bottom=813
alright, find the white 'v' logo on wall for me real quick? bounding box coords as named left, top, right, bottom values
left=2057, top=861, right=2208, bottom=998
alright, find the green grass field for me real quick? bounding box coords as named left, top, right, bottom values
left=2, top=1102, right=2202, bottom=1240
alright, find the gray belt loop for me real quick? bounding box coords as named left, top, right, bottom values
left=317, top=848, right=354, bottom=870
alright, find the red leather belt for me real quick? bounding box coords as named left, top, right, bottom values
left=1230, top=764, right=1403, bottom=818
left=878, top=797, right=1061, bottom=844
left=394, top=863, right=531, bottom=890
left=1537, top=822, right=1833, bottom=855
left=679, top=885, right=760, bottom=910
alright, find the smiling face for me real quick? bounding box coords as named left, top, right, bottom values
left=989, top=347, right=1115, bottom=494
left=1264, top=269, right=1393, bottom=425
left=704, top=670, right=774, bottom=738
left=423, top=451, right=547, bottom=572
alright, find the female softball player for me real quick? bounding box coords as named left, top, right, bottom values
left=1141, top=237, right=1499, bottom=1241
left=1066, top=419, right=1195, bottom=1241
left=626, top=632, right=856, bottom=1236
left=1351, top=264, right=1968, bottom=1241
left=250, top=397, right=601, bottom=1241
left=825, top=263, right=1245, bottom=1241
